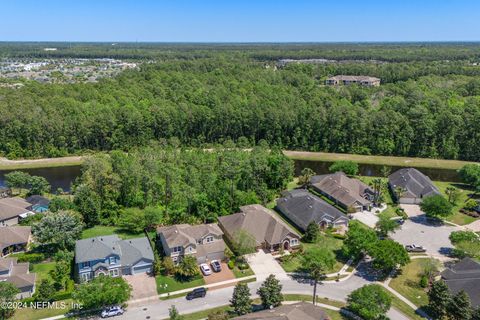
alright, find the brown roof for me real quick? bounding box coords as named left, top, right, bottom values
left=0, top=197, right=32, bottom=221
left=0, top=257, right=36, bottom=290
left=310, top=172, right=373, bottom=208
left=0, top=226, right=31, bottom=251
left=218, top=204, right=300, bottom=246
left=157, top=223, right=224, bottom=248
left=233, top=302, right=329, bottom=320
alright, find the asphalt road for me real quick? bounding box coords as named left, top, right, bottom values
left=114, top=263, right=410, bottom=320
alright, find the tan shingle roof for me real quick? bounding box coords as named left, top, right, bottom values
left=233, top=302, right=329, bottom=320
left=0, top=226, right=31, bottom=251
left=218, top=204, right=300, bottom=246
left=0, top=197, right=32, bottom=221
left=156, top=223, right=223, bottom=248
left=0, top=257, right=36, bottom=290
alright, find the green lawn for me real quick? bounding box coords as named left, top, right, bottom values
left=12, top=299, right=73, bottom=320
left=434, top=181, right=478, bottom=225
left=280, top=234, right=345, bottom=274
left=156, top=274, right=205, bottom=294
left=232, top=265, right=255, bottom=278
left=389, top=259, right=432, bottom=308
left=81, top=225, right=145, bottom=240
left=283, top=294, right=346, bottom=308
left=31, top=262, right=56, bottom=283
left=283, top=150, right=477, bottom=170
left=388, top=293, right=425, bottom=320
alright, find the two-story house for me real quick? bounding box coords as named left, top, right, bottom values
left=157, top=223, right=226, bottom=264
left=0, top=257, right=36, bottom=299
left=75, top=235, right=154, bottom=282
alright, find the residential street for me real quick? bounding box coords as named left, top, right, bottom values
left=114, top=263, right=411, bottom=320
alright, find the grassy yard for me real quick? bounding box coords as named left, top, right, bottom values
left=389, top=259, right=431, bottom=308
left=434, top=181, right=478, bottom=225
left=279, top=234, right=345, bottom=274
left=31, top=262, right=56, bottom=282
left=156, top=274, right=205, bottom=294
left=81, top=225, right=145, bottom=240
left=283, top=150, right=478, bottom=170
left=282, top=294, right=346, bottom=308
left=12, top=299, right=74, bottom=320
left=232, top=265, right=255, bottom=278
left=388, top=293, right=425, bottom=320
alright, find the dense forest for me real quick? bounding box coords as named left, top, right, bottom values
left=1, top=43, right=480, bottom=160
left=72, top=147, right=293, bottom=226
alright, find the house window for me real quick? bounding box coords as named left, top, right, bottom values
left=205, top=236, right=214, bottom=243
left=81, top=261, right=90, bottom=268
left=109, top=269, right=119, bottom=277
left=80, top=273, right=91, bottom=282
left=172, top=246, right=182, bottom=253
left=290, top=239, right=299, bottom=246
left=109, top=257, right=115, bottom=265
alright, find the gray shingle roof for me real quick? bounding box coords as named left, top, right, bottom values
left=388, top=168, right=440, bottom=200
left=75, top=235, right=153, bottom=266
left=310, top=172, right=373, bottom=208
left=156, top=224, right=223, bottom=248
left=441, top=258, right=480, bottom=307
left=218, top=204, right=300, bottom=246
left=276, top=189, right=348, bottom=231
left=0, top=197, right=32, bottom=221
left=0, top=257, right=36, bottom=290
left=0, top=226, right=31, bottom=251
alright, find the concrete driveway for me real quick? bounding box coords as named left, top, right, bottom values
left=352, top=210, right=379, bottom=228
left=391, top=205, right=461, bottom=259
left=246, top=250, right=288, bottom=281
left=400, top=204, right=423, bottom=217
left=123, top=273, right=158, bottom=302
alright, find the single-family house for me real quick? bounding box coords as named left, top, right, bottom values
left=0, top=197, right=35, bottom=226
left=0, top=226, right=32, bottom=257
left=310, top=172, right=374, bottom=212
left=75, top=235, right=154, bottom=282
left=218, top=204, right=301, bottom=252
left=157, top=223, right=226, bottom=264
left=276, top=189, right=349, bottom=232
left=441, top=257, right=480, bottom=308
left=0, top=257, right=36, bottom=299
left=325, top=75, right=380, bottom=86
left=232, top=301, right=329, bottom=320
left=388, top=168, right=441, bottom=204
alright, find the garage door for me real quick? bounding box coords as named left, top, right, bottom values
left=132, top=264, right=152, bottom=274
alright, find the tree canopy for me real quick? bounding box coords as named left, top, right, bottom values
left=347, top=284, right=392, bottom=320
left=420, top=195, right=454, bottom=219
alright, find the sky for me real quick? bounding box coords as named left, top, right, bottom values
left=1, top=0, right=479, bottom=42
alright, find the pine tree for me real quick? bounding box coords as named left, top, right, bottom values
left=447, top=290, right=472, bottom=320
left=472, top=307, right=480, bottom=320
left=427, top=280, right=451, bottom=319
left=257, top=274, right=283, bottom=309
left=230, top=283, right=252, bottom=315
left=303, top=221, right=320, bottom=243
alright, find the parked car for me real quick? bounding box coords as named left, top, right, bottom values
left=186, top=287, right=207, bottom=300
left=200, top=263, right=212, bottom=276
left=210, top=260, right=222, bottom=272
left=101, top=306, right=124, bottom=318
left=405, top=244, right=426, bottom=252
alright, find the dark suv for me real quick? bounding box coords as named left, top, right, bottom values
left=186, top=287, right=207, bottom=300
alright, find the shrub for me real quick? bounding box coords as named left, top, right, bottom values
left=420, top=275, right=429, bottom=288
left=15, top=253, right=45, bottom=263
left=449, top=231, right=478, bottom=244
left=228, top=260, right=235, bottom=269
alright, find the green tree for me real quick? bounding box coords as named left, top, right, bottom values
left=347, top=284, right=392, bottom=320
left=447, top=290, right=472, bottom=320
left=48, top=196, right=76, bottom=213
left=32, top=211, right=83, bottom=250
left=117, top=207, right=145, bottom=234
left=298, top=167, right=315, bottom=187
left=169, top=305, right=184, bottom=320
left=35, top=279, right=56, bottom=302
left=163, top=257, right=176, bottom=276
left=369, top=239, right=410, bottom=274
left=176, top=256, right=199, bottom=279
left=458, top=164, right=480, bottom=190
left=464, top=199, right=479, bottom=211
left=420, top=195, right=453, bottom=219
left=72, top=276, right=131, bottom=310
left=257, top=274, right=283, bottom=309
left=232, top=229, right=256, bottom=256
left=445, top=186, right=460, bottom=204
left=50, top=260, right=70, bottom=290
left=343, top=221, right=378, bottom=259
left=301, top=247, right=335, bottom=305
left=303, top=221, right=320, bottom=243
left=329, top=161, right=359, bottom=176
left=28, top=175, right=51, bottom=195
left=393, top=186, right=407, bottom=203
left=4, top=171, right=30, bottom=194
left=428, top=280, right=451, bottom=319
left=0, top=282, right=20, bottom=319
left=230, top=282, right=252, bottom=315
left=375, top=213, right=400, bottom=236
left=472, top=307, right=480, bottom=320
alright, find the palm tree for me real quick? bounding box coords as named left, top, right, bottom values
left=372, top=178, right=383, bottom=205
left=394, top=186, right=407, bottom=203
left=301, top=248, right=335, bottom=305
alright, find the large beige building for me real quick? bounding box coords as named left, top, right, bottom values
left=326, top=75, right=380, bottom=86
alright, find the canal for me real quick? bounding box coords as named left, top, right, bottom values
left=0, top=159, right=461, bottom=193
